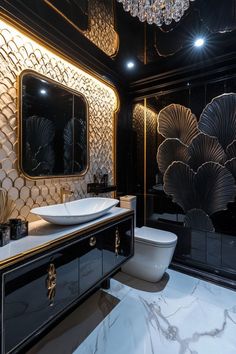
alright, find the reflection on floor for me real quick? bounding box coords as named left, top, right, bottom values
left=26, top=291, right=119, bottom=354
left=28, top=270, right=236, bottom=354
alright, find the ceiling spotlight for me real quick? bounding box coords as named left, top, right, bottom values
left=126, top=61, right=135, bottom=69
left=194, top=37, right=205, bottom=47
left=40, top=89, right=47, bottom=95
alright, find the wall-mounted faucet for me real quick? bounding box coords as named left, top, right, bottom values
left=60, top=185, right=73, bottom=203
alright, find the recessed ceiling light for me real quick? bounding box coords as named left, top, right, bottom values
left=40, top=89, right=47, bottom=95
left=126, top=61, right=135, bottom=69
left=194, top=37, right=205, bottom=47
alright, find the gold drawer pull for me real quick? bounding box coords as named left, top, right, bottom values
left=46, top=263, right=57, bottom=306
left=89, top=236, right=96, bottom=247
left=115, top=228, right=120, bottom=256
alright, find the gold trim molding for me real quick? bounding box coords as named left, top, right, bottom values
left=44, top=0, right=119, bottom=57
left=0, top=211, right=133, bottom=271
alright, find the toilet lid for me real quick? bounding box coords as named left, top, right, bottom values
left=135, top=226, right=177, bottom=246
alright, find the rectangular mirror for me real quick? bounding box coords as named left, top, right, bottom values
left=19, top=70, right=88, bottom=178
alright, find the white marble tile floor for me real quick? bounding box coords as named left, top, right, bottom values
left=75, top=269, right=236, bottom=354
left=27, top=269, right=236, bottom=354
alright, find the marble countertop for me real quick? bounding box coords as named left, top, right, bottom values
left=0, top=207, right=131, bottom=268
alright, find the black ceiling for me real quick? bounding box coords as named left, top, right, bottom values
left=1, top=0, right=236, bottom=92
left=115, top=0, right=236, bottom=79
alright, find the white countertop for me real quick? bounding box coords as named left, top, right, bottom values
left=0, top=207, right=131, bottom=266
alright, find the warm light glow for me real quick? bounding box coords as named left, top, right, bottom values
left=0, top=17, right=119, bottom=220
left=0, top=19, right=118, bottom=110
left=194, top=37, right=205, bottom=47
left=127, top=61, right=135, bottom=69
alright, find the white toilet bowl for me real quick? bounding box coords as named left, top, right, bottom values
left=122, top=226, right=177, bottom=282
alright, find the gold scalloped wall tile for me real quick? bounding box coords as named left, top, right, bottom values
left=133, top=104, right=145, bottom=173
left=0, top=19, right=118, bottom=221
left=133, top=104, right=158, bottom=187
left=83, top=0, right=119, bottom=57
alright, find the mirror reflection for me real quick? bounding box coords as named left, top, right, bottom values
left=20, top=71, right=88, bottom=178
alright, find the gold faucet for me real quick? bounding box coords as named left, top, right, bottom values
left=60, top=185, right=73, bottom=203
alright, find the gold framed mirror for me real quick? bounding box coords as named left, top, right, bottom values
left=18, top=70, right=89, bottom=179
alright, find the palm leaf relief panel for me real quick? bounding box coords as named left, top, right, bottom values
left=199, top=93, right=236, bottom=150
left=157, top=96, right=236, bottom=232
left=157, top=103, right=199, bottom=145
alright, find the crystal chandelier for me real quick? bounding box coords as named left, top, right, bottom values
left=117, top=0, right=195, bottom=26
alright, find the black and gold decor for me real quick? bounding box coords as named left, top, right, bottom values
left=157, top=96, right=236, bottom=231
left=0, top=0, right=235, bottom=285
left=132, top=87, right=236, bottom=286
left=1, top=211, right=134, bottom=353
left=0, top=0, right=236, bottom=352
left=122, top=0, right=236, bottom=288
left=0, top=15, right=118, bottom=221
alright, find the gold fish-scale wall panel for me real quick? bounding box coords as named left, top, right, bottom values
left=133, top=103, right=158, bottom=188
left=133, top=104, right=145, bottom=149
left=133, top=103, right=158, bottom=148
left=146, top=105, right=158, bottom=166
left=83, top=0, right=119, bottom=57
left=0, top=19, right=118, bottom=222
left=146, top=105, right=158, bottom=187
left=133, top=104, right=145, bottom=188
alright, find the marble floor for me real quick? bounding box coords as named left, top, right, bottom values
left=28, top=269, right=236, bottom=354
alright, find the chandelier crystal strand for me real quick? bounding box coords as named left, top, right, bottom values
left=117, top=0, right=195, bottom=27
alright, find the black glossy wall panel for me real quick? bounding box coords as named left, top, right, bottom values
left=131, top=71, right=236, bottom=286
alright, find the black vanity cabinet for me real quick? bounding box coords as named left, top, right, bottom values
left=0, top=211, right=134, bottom=354
left=103, top=218, right=133, bottom=275
left=78, top=232, right=103, bottom=294
left=3, top=245, right=79, bottom=354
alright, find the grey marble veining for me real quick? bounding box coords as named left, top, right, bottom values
left=75, top=270, right=236, bottom=354
left=27, top=270, right=236, bottom=354
left=26, top=291, right=120, bottom=354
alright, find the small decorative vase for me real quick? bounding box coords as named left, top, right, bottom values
left=0, top=223, right=11, bottom=247
left=9, top=219, right=28, bottom=240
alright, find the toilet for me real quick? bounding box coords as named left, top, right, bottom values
left=122, top=226, right=177, bottom=282
left=120, top=196, right=177, bottom=282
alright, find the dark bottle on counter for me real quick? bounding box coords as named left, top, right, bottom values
left=9, top=219, right=28, bottom=240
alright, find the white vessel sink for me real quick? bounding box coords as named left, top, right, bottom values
left=30, top=197, right=119, bottom=225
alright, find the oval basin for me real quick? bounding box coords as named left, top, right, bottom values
left=30, top=197, right=119, bottom=225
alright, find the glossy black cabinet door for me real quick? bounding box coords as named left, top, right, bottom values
left=103, top=218, right=133, bottom=275
left=78, top=233, right=103, bottom=294
left=0, top=213, right=134, bottom=354
left=3, top=246, right=79, bottom=353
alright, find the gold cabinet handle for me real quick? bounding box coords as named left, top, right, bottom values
left=115, top=228, right=120, bottom=256
left=89, top=236, right=96, bottom=247
left=46, top=263, right=57, bottom=306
